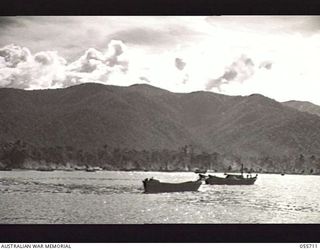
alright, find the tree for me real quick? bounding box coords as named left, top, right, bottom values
left=1, top=140, right=27, bottom=169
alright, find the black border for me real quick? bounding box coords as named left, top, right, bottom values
left=0, top=0, right=320, bottom=15
left=1, top=0, right=320, bottom=244
left=0, top=224, right=320, bottom=242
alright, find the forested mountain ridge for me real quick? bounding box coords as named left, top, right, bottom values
left=1, top=83, right=320, bottom=173
left=283, top=100, right=320, bottom=117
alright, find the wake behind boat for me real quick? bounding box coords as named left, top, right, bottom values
left=142, top=176, right=203, bottom=193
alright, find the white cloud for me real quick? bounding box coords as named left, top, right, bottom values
left=1, top=16, right=320, bottom=105
left=0, top=40, right=131, bottom=89
left=0, top=44, right=67, bottom=89
left=205, top=55, right=256, bottom=91
left=0, top=44, right=32, bottom=67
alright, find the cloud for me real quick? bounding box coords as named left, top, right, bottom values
left=0, top=44, right=32, bottom=67
left=107, top=25, right=202, bottom=48
left=108, top=28, right=164, bottom=46
left=1, top=16, right=320, bottom=105
left=205, top=16, right=320, bottom=36
left=34, top=51, right=67, bottom=66
left=68, top=40, right=128, bottom=73
left=259, top=61, right=273, bottom=70
left=206, top=79, right=223, bottom=91
left=105, top=40, right=128, bottom=71
left=139, top=76, right=150, bottom=83
left=0, top=17, right=130, bottom=62
left=0, top=45, right=63, bottom=89
left=182, top=74, right=189, bottom=84
left=65, top=40, right=129, bottom=86
left=0, top=17, right=25, bottom=32
left=68, top=48, right=106, bottom=73
left=205, top=55, right=255, bottom=91
left=0, top=46, right=67, bottom=89
left=0, top=40, right=130, bottom=89
left=175, top=58, right=186, bottom=71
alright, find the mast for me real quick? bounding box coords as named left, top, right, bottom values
left=241, top=163, right=244, bottom=176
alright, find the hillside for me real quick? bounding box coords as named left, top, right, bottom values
left=1, top=83, right=320, bottom=173
left=283, top=100, right=320, bottom=117
left=0, top=83, right=193, bottom=151
left=1, top=83, right=320, bottom=156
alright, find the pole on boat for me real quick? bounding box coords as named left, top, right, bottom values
left=241, top=163, right=244, bottom=176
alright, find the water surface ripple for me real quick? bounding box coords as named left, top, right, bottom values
left=0, top=171, right=319, bottom=223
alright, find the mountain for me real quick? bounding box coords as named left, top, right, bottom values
left=283, top=100, right=320, bottom=117
left=1, top=83, right=320, bottom=159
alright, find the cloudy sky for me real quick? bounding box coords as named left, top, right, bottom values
left=1, top=16, right=320, bottom=104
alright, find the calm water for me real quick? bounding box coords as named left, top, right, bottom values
left=0, top=170, right=319, bottom=224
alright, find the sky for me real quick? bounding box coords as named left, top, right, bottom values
left=1, top=16, right=320, bottom=104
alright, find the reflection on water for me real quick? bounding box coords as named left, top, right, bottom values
left=0, top=170, right=319, bottom=224
left=0, top=178, right=141, bottom=195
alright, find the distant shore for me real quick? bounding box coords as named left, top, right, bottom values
left=2, top=141, right=320, bottom=177
left=1, top=167, right=319, bottom=176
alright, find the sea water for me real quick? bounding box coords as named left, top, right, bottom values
left=0, top=170, right=319, bottom=223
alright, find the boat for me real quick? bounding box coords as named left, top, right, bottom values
left=204, top=164, right=258, bottom=185
left=75, top=166, right=87, bottom=171
left=142, top=177, right=203, bottom=193
left=204, top=174, right=257, bottom=185
left=86, top=167, right=96, bottom=172
left=63, top=168, right=74, bottom=172
left=194, top=168, right=207, bottom=174
left=38, top=168, right=55, bottom=172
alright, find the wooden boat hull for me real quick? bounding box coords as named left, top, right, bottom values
left=205, top=175, right=257, bottom=185
left=143, top=179, right=202, bottom=193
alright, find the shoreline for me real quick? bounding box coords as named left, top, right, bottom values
left=1, top=168, right=319, bottom=176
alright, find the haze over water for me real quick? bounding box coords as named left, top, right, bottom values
left=0, top=171, right=319, bottom=223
